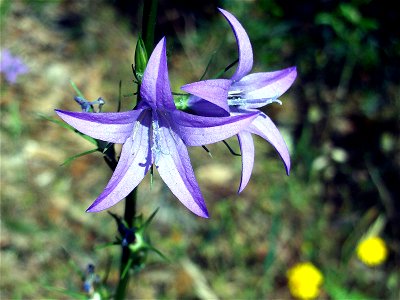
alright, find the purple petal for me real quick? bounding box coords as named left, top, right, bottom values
left=55, top=109, right=144, bottom=143
left=218, top=8, right=253, bottom=82
left=187, top=96, right=229, bottom=117
left=181, top=79, right=231, bottom=115
left=248, top=113, right=290, bottom=175
left=237, top=131, right=254, bottom=193
left=86, top=111, right=153, bottom=212
left=232, top=67, right=297, bottom=107
left=172, top=110, right=259, bottom=146
left=140, top=37, right=175, bottom=111
left=155, top=116, right=209, bottom=218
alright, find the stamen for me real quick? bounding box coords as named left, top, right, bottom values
left=228, top=91, right=282, bottom=107
left=151, top=111, right=170, bottom=163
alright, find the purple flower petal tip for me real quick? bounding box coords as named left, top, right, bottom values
left=218, top=7, right=253, bottom=81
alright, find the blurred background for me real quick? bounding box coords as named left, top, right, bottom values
left=1, top=0, right=399, bottom=298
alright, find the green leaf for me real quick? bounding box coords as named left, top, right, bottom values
left=38, top=113, right=97, bottom=145
left=142, top=207, right=159, bottom=230
left=199, top=50, right=217, bottom=80
left=61, top=148, right=99, bottom=166
left=94, top=241, right=119, bottom=250
left=315, top=12, right=334, bottom=26
left=213, top=58, right=239, bottom=79
left=324, top=271, right=374, bottom=300
left=339, top=3, right=361, bottom=25
left=69, top=79, right=85, bottom=99
left=44, top=286, right=87, bottom=299
left=121, top=258, right=133, bottom=279
left=148, top=245, right=170, bottom=262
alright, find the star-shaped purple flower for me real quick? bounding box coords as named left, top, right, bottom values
left=181, top=8, right=297, bottom=193
left=56, top=37, right=258, bottom=218
left=0, top=49, right=29, bottom=84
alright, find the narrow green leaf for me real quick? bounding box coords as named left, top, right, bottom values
left=147, top=244, right=170, bottom=262
left=202, top=145, right=213, bottom=158
left=199, top=50, right=217, bottom=80
left=61, top=148, right=99, bottom=166
left=44, top=286, right=87, bottom=299
left=38, top=113, right=97, bottom=145
left=213, top=58, right=238, bottom=79
left=142, top=207, right=159, bottom=230
left=69, top=79, right=85, bottom=98
left=118, top=80, right=122, bottom=112
left=121, top=258, right=133, bottom=279
left=60, top=247, right=86, bottom=280
left=150, top=165, right=154, bottom=189
left=223, top=140, right=241, bottom=156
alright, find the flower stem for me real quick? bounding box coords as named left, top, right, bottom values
left=142, top=0, right=158, bottom=54
left=114, top=1, right=158, bottom=297
left=114, top=188, right=137, bottom=299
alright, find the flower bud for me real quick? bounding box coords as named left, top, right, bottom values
left=134, top=37, right=148, bottom=82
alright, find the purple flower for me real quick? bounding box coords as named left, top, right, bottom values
left=0, top=49, right=29, bottom=84
left=56, top=38, right=258, bottom=218
left=181, top=8, right=297, bottom=193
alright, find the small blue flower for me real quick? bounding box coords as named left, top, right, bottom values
left=0, top=49, right=29, bottom=84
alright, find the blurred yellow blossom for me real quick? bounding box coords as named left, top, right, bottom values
left=287, top=262, right=323, bottom=299
left=356, top=236, right=388, bottom=266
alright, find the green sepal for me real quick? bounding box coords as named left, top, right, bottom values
left=174, top=94, right=190, bottom=111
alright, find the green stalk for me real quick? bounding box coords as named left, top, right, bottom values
left=114, top=2, right=158, bottom=297
left=142, top=0, right=158, bottom=54
left=114, top=188, right=137, bottom=299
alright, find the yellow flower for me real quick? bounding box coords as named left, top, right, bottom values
left=356, top=236, right=388, bottom=266
left=287, top=262, right=323, bottom=299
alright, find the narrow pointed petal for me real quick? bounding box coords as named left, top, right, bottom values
left=248, top=113, right=290, bottom=175
left=181, top=79, right=231, bottom=115
left=86, top=112, right=153, bottom=212
left=155, top=118, right=209, bottom=218
left=140, top=37, right=175, bottom=110
left=237, top=131, right=254, bottom=193
left=232, top=67, right=297, bottom=107
left=172, top=110, right=259, bottom=146
left=218, top=8, right=253, bottom=82
left=55, top=109, right=144, bottom=143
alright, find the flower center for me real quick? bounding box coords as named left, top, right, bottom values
left=151, top=111, right=170, bottom=162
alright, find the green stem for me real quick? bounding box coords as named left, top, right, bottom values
left=114, top=188, right=137, bottom=299
left=114, top=1, right=158, bottom=298
left=142, top=0, right=158, bottom=54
